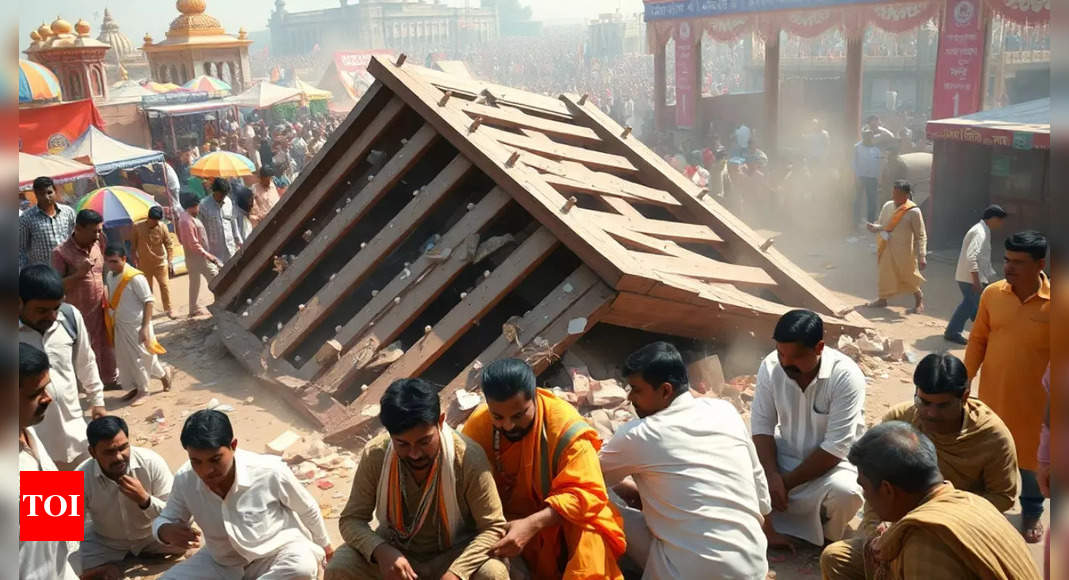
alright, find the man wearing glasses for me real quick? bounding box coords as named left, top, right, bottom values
left=821, top=352, right=1019, bottom=579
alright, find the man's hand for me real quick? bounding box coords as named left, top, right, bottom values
left=1038, top=463, right=1051, bottom=498
left=74, top=260, right=93, bottom=277
left=158, top=523, right=201, bottom=548
left=90, top=406, right=107, bottom=420
left=117, top=475, right=151, bottom=508
left=322, top=544, right=334, bottom=564
left=211, top=255, right=224, bottom=267
left=490, top=517, right=539, bottom=558
left=866, top=222, right=879, bottom=233
left=373, top=544, right=419, bottom=580
left=972, top=280, right=982, bottom=293
left=918, top=257, right=927, bottom=271
left=140, top=326, right=153, bottom=350
left=612, top=478, right=642, bottom=509
left=767, top=470, right=789, bottom=512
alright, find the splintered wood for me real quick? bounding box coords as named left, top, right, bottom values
left=208, top=58, right=868, bottom=449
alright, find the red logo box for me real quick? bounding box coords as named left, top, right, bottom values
left=20, top=471, right=85, bottom=541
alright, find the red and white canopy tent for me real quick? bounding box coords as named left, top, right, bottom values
left=642, top=0, right=1049, bottom=153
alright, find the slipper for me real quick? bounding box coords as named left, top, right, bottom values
left=1022, top=516, right=1044, bottom=544
left=130, top=394, right=149, bottom=407
left=120, top=389, right=140, bottom=402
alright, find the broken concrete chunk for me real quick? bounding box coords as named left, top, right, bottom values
left=856, top=335, right=885, bottom=355
left=284, top=438, right=332, bottom=464
left=455, top=389, right=483, bottom=411
left=591, top=378, right=628, bottom=408
left=567, top=317, right=588, bottom=335
left=458, top=234, right=481, bottom=262
left=267, top=430, right=301, bottom=456
left=686, top=353, right=725, bottom=396
left=887, top=339, right=906, bottom=361
left=473, top=234, right=515, bottom=263
left=837, top=335, right=863, bottom=360
left=588, top=409, right=615, bottom=441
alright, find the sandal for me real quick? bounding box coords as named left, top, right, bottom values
left=1021, top=516, right=1044, bottom=544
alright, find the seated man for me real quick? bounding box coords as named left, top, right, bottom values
left=463, top=359, right=627, bottom=579
left=326, top=378, right=508, bottom=580
left=751, top=310, right=866, bottom=548
left=599, top=342, right=772, bottom=579
left=154, top=410, right=333, bottom=579
left=821, top=353, right=1019, bottom=579
left=78, top=416, right=186, bottom=579
left=827, top=421, right=1040, bottom=579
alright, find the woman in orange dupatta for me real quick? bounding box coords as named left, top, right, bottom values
left=463, top=359, right=626, bottom=580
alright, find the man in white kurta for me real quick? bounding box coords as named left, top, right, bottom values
left=103, top=245, right=172, bottom=405
left=601, top=342, right=771, bottom=579
left=77, top=416, right=186, bottom=575
left=19, top=342, right=79, bottom=580
left=751, top=310, right=866, bottom=547
left=18, top=264, right=106, bottom=469
left=154, top=410, right=332, bottom=579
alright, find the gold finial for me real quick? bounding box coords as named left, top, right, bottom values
left=75, top=18, right=91, bottom=36
left=143, top=32, right=153, bottom=45
left=50, top=16, right=74, bottom=35
left=238, top=27, right=247, bottom=39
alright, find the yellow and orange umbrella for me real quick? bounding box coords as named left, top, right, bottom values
left=190, top=151, right=256, bottom=178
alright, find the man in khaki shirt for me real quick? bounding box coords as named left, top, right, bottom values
left=326, top=378, right=508, bottom=580
left=130, top=207, right=175, bottom=319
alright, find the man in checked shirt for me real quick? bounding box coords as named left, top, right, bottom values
left=19, top=176, right=76, bottom=269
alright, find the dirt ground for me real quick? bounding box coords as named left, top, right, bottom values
left=90, top=227, right=1048, bottom=579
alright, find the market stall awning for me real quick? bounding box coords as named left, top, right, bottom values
left=107, top=79, right=156, bottom=103
left=294, top=79, right=332, bottom=101
left=19, top=152, right=95, bottom=191
left=926, top=98, right=1050, bottom=150
left=225, top=81, right=303, bottom=109
left=60, top=126, right=166, bottom=174
left=145, top=100, right=235, bottom=117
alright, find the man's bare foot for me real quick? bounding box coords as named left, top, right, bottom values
left=864, top=299, right=888, bottom=308
left=121, top=388, right=140, bottom=402
left=161, top=365, right=174, bottom=392
left=189, top=308, right=209, bottom=318
left=907, top=303, right=926, bottom=314
left=1021, top=516, right=1044, bottom=544
left=130, top=392, right=149, bottom=407
left=167, top=310, right=178, bottom=320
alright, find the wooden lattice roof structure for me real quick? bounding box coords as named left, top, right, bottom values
left=208, top=55, right=867, bottom=446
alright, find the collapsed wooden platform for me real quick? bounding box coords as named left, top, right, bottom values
left=208, top=56, right=868, bottom=447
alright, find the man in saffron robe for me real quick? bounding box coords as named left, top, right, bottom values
left=865, top=180, right=927, bottom=313
left=463, top=359, right=627, bottom=580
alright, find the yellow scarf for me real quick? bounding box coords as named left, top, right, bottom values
left=876, top=200, right=916, bottom=259
left=106, top=265, right=166, bottom=354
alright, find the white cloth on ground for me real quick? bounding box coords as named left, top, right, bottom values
left=18, top=308, right=105, bottom=464
left=79, top=527, right=187, bottom=570
left=19, top=427, right=79, bottom=580
left=106, top=266, right=165, bottom=393
left=153, top=449, right=330, bottom=568
left=750, top=347, right=867, bottom=544
left=600, top=393, right=770, bottom=579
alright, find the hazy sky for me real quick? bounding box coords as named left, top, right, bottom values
left=20, top=0, right=644, bottom=48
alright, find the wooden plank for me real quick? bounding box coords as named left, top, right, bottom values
left=438, top=265, right=604, bottom=419
left=604, top=227, right=678, bottom=255
left=514, top=151, right=678, bottom=208
left=324, top=227, right=560, bottom=445
left=403, top=63, right=575, bottom=120
left=641, top=253, right=778, bottom=287
left=597, top=196, right=645, bottom=219
left=601, top=292, right=783, bottom=342
left=210, top=307, right=353, bottom=429
left=367, top=56, right=634, bottom=296
left=243, top=124, right=440, bottom=330
left=479, top=125, right=638, bottom=175
left=459, top=101, right=601, bottom=145
left=559, top=94, right=867, bottom=325
left=578, top=209, right=725, bottom=245
left=308, top=188, right=513, bottom=384
left=270, top=156, right=473, bottom=359
left=541, top=173, right=682, bottom=208
left=213, top=95, right=408, bottom=309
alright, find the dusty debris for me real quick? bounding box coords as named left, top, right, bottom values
left=887, top=339, right=906, bottom=361
left=266, top=430, right=301, bottom=456
left=146, top=409, right=166, bottom=423
left=687, top=353, right=725, bottom=396
left=283, top=437, right=333, bottom=464
left=455, top=389, right=483, bottom=411
left=473, top=234, right=515, bottom=263
left=367, top=342, right=403, bottom=371
left=588, top=409, right=615, bottom=442
left=837, top=335, right=862, bottom=360
left=590, top=378, right=627, bottom=408
left=315, top=479, right=335, bottom=490
left=315, top=340, right=344, bottom=366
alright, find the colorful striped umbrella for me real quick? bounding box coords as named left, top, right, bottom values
left=19, top=59, right=62, bottom=103
left=182, top=75, right=232, bottom=95
left=190, top=151, right=256, bottom=178
left=76, top=186, right=159, bottom=227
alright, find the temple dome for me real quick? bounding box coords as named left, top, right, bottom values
left=167, top=0, right=225, bottom=37
left=50, top=17, right=74, bottom=36
left=97, top=9, right=136, bottom=61
left=75, top=19, right=91, bottom=36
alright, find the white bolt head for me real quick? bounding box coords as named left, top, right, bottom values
left=394, top=297, right=401, bottom=304
left=277, top=322, right=283, bottom=330
left=371, top=290, right=379, bottom=297
left=298, top=304, right=305, bottom=311
left=246, top=298, right=253, bottom=305
left=335, top=325, right=343, bottom=333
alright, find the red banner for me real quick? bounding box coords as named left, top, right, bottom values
left=932, top=0, right=985, bottom=120
left=18, top=99, right=105, bottom=155
left=674, top=21, right=697, bottom=128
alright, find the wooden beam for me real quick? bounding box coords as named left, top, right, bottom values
left=541, top=173, right=682, bottom=208
left=597, top=195, right=646, bottom=219
left=308, top=187, right=513, bottom=384
left=269, top=156, right=473, bottom=359
left=402, top=63, right=575, bottom=120
left=243, top=124, right=440, bottom=330
left=324, top=227, right=560, bottom=445
left=578, top=209, right=725, bottom=246
left=479, top=125, right=638, bottom=175
left=213, top=95, right=408, bottom=310
left=367, top=56, right=635, bottom=295
left=210, top=308, right=354, bottom=429
left=460, top=101, right=601, bottom=145
left=604, top=227, right=678, bottom=255
left=641, top=253, right=778, bottom=287
left=559, top=94, right=867, bottom=325
left=440, top=267, right=613, bottom=425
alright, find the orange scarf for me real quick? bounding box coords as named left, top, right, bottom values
left=876, top=200, right=916, bottom=259
left=105, top=265, right=166, bottom=354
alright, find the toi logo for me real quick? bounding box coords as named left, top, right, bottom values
left=20, top=471, right=85, bottom=541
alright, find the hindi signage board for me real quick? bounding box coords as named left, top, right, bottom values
left=931, top=0, right=985, bottom=120
left=674, top=22, right=697, bottom=128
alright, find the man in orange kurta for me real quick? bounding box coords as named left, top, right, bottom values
left=965, top=230, right=1050, bottom=544
left=463, top=359, right=626, bottom=580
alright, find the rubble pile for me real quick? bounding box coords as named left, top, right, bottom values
left=837, top=330, right=917, bottom=381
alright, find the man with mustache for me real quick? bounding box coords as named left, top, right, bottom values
left=750, top=310, right=866, bottom=549
left=326, top=378, right=508, bottom=580
left=77, top=416, right=186, bottom=580
left=18, top=343, right=78, bottom=580
left=154, top=410, right=333, bottom=579
left=463, top=359, right=627, bottom=579
left=18, top=264, right=107, bottom=470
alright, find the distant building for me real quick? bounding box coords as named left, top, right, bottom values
left=25, top=17, right=111, bottom=101
left=587, top=13, right=646, bottom=62
left=268, top=0, right=498, bottom=57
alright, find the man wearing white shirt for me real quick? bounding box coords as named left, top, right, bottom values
left=155, top=410, right=334, bottom=579
left=18, top=343, right=79, bottom=580
left=944, top=205, right=1007, bottom=345
left=751, top=310, right=866, bottom=548
left=852, top=131, right=882, bottom=224
left=600, top=342, right=771, bottom=580
left=18, top=264, right=106, bottom=470
left=78, top=416, right=186, bottom=579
